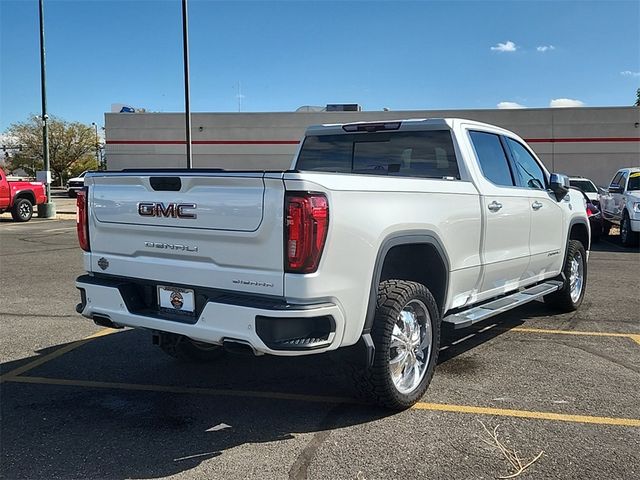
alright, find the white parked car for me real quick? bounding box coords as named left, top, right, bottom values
left=599, top=167, right=640, bottom=246
left=569, top=177, right=599, bottom=205
left=74, top=118, right=589, bottom=409
left=66, top=171, right=87, bottom=197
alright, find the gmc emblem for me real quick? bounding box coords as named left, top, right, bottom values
left=137, top=202, right=197, bottom=219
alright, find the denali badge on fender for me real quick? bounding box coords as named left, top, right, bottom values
left=137, top=202, right=197, bottom=219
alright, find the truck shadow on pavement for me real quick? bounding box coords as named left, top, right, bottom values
left=0, top=310, right=540, bottom=479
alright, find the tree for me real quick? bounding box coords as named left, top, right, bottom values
left=5, top=115, right=99, bottom=185
left=636, top=88, right=640, bottom=107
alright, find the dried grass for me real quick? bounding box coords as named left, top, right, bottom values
left=478, top=420, right=544, bottom=479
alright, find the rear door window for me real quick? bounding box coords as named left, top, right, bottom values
left=469, top=131, right=514, bottom=186
left=297, top=130, right=460, bottom=179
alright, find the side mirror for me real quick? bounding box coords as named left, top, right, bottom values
left=549, top=173, right=570, bottom=200
left=608, top=184, right=624, bottom=194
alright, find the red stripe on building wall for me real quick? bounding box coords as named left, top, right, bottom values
left=106, top=137, right=640, bottom=145
left=106, top=140, right=300, bottom=145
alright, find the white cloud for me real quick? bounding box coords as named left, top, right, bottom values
left=497, top=101, right=526, bottom=109
left=549, top=98, right=585, bottom=108
left=620, top=70, right=640, bottom=77
left=490, top=41, right=517, bottom=52
left=536, top=45, right=555, bottom=52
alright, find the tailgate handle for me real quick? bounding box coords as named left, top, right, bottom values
left=150, top=177, right=181, bottom=191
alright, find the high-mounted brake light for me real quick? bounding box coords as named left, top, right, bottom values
left=342, top=122, right=401, bottom=133
left=285, top=192, right=329, bottom=273
left=76, top=188, right=90, bottom=252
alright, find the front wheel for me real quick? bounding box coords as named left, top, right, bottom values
left=545, top=240, right=587, bottom=312
left=620, top=212, right=639, bottom=247
left=11, top=198, right=33, bottom=222
left=357, top=280, right=440, bottom=410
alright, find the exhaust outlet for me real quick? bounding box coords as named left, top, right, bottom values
left=222, top=339, right=260, bottom=356
left=92, top=314, right=123, bottom=329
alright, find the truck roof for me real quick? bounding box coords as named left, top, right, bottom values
left=304, top=118, right=514, bottom=137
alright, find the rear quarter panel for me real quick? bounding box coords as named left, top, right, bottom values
left=283, top=173, right=481, bottom=346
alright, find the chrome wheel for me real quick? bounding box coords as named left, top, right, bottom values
left=389, top=299, right=432, bottom=394
left=569, top=251, right=584, bottom=303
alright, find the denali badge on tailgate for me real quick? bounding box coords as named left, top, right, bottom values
left=137, top=202, right=197, bottom=219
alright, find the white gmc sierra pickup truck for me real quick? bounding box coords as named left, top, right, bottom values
left=75, top=118, right=590, bottom=409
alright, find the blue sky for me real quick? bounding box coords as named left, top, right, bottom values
left=1, top=0, right=639, bottom=131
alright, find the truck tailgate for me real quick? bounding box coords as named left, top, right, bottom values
left=86, top=172, right=286, bottom=296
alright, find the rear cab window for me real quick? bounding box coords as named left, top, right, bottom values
left=296, top=130, right=460, bottom=180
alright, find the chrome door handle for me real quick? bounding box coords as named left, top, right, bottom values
left=488, top=201, right=503, bottom=212
left=532, top=201, right=543, bottom=210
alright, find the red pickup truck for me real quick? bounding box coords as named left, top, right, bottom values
left=0, top=168, right=48, bottom=222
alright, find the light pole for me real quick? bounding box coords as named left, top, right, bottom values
left=91, top=122, right=100, bottom=169
left=37, top=0, right=55, bottom=217
left=182, top=0, right=192, bottom=169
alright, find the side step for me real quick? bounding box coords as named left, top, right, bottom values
left=443, top=280, right=563, bottom=329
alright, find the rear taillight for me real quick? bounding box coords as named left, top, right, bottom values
left=285, top=192, right=329, bottom=273
left=586, top=207, right=594, bottom=217
left=76, top=188, right=90, bottom=252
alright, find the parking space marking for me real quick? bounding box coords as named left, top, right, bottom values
left=6, top=375, right=357, bottom=405
left=412, top=402, right=640, bottom=427
left=5, top=375, right=640, bottom=427
left=0, top=328, right=115, bottom=382
left=509, top=327, right=640, bottom=346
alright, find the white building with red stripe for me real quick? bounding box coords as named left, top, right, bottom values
left=105, top=106, right=639, bottom=186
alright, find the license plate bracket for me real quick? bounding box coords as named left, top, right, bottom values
left=157, top=285, right=195, bottom=315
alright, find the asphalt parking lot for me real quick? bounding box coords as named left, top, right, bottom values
left=1, top=218, right=639, bottom=479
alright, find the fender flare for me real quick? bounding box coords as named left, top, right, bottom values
left=362, top=230, right=451, bottom=335
left=12, top=189, right=36, bottom=207
left=567, top=217, right=590, bottom=251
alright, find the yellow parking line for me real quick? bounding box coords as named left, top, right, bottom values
left=509, top=327, right=640, bottom=345
left=412, top=402, right=640, bottom=427
left=5, top=375, right=640, bottom=427
left=6, top=375, right=357, bottom=405
left=0, top=328, right=115, bottom=382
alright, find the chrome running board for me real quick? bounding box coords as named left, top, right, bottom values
left=443, top=280, right=564, bottom=329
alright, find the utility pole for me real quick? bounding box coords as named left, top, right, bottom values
left=181, top=0, right=192, bottom=169
left=37, top=0, right=55, bottom=217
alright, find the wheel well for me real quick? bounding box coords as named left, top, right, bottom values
left=569, top=222, right=589, bottom=251
left=379, top=243, right=447, bottom=315
left=14, top=191, right=35, bottom=205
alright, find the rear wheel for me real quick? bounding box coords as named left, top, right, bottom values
left=356, top=280, right=440, bottom=410
left=545, top=240, right=587, bottom=312
left=11, top=198, right=33, bottom=222
left=158, top=332, right=224, bottom=362
left=620, top=211, right=639, bottom=247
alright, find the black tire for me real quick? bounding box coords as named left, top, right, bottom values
left=11, top=198, right=33, bottom=222
left=158, top=332, right=224, bottom=362
left=620, top=211, right=639, bottom=247
left=545, top=240, right=587, bottom=312
left=355, top=280, right=441, bottom=410
left=601, top=220, right=612, bottom=237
